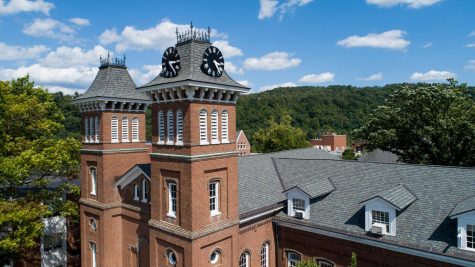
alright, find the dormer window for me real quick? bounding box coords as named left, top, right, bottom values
left=371, top=210, right=390, bottom=234
left=450, top=196, right=475, bottom=251
left=467, top=224, right=474, bottom=250
left=285, top=188, right=310, bottom=219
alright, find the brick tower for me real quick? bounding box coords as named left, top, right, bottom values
left=73, top=56, right=151, bottom=267
left=137, top=25, right=249, bottom=266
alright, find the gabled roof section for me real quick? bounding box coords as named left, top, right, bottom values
left=75, top=65, right=149, bottom=102
left=137, top=40, right=249, bottom=91
left=361, top=184, right=416, bottom=211
left=450, top=195, right=475, bottom=218
left=115, top=164, right=151, bottom=189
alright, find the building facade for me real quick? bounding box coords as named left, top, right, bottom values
left=236, top=130, right=251, bottom=156
left=73, top=25, right=475, bottom=267
left=310, top=133, right=347, bottom=153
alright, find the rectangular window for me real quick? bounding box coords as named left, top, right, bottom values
left=372, top=210, right=390, bottom=233
left=158, top=111, right=165, bottom=144
left=293, top=198, right=305, bottom=211
left=111, top=117, right=118, bottom=142
left=84, top=117, right=89, bottom=142
left=468, top=224, right=474, bottom=249
left=167, top=183, right=177, bottom=217
left=211, top=110, right=219, bottom=144
left=167, top=111, right=174, bottom=145
left=221, top=111, right=228, bottom=143
left=122, top=117, right=129, bottom=142
left=132, top=118, right=139, bottom=142
left=209, top=181, right=220, bottom=216
left=95, top=117, right=100, bottom=142
left=176, top=110, right=183, bottom=145
left=43, top=233, right=63, bottom=252
left=134, top=184, right=140, bottom=201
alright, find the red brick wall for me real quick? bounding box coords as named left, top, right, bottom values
left=239, top=217, right=276, bottom=267
left=236, top=131, right=251, bottom=156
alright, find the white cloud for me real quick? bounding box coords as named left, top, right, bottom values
left=44, top=85, right=85, bottom=95
left=225, top=61, right=244, bottom=74
left=410, top=70, right=456, bottom=81
left=0, top=0, right=54, bottom=15
left=469, top=31, right=475, bottom=37
left=23, top=18, right=76, bottom=41
left=464, top=43, right=475, bottom=48
left=299, top=72, right=335, bottom=83
left=464, top=60, right=475, bottom=72
left=357, top=72, right=383, bottom=81
left=237, top=80, right=251, bottom=87
left=0, top=42, right=49, bottom=60
left=0, top=64, right=97, bottom=86
left=243, top=52, right=301, bottom=70
left=99, top=19, right=227, bottom=53
left=337, top=30, right=410, bottom=50
left=422, top=42, right=432, bottom=48
left=258, top=0, right=313, bottom=20
left=366, top=0, right=442, bottom=9
left=259, top=82, right=297, bottom=92
left=212, top=40, right=242, bottom=58
left=129, top=64, right=162, bottom=86
left=40, top=45, right=109, bottom=67
left=69, top=17, right=90, bottom=26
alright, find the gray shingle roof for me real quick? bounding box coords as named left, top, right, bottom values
left=75, top=66, right=149, bottom=101
left=358, top=148, right=399, bottom=163
left=138, top=40, right=249, bottom=90
left=450, top=196, right=475, bottom=217
left=254, top=160, right=474, bottom=260
left=238, top=148, right=340, bottom=216
left=361, top=184, right=416, bottom=210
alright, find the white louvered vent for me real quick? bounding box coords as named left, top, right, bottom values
left=176, top=110, right=183, bottom=145
left=158, top=111, right=165, bottom=144
left=95, top=117, right=100, bottom=142
left=166, top=110, right=174, bottom=145
left=200, top=109, right=208, bottom=145
left=221, top=110, right=229, bottom=143
left=132, top=118, right=139, bottom=142
left=211, top=110, right=219, bottom=144
left=84, top=117, right=89, bottom=143
left=111, top=116, right=118, bottom=142
left=122, top=117, right=129, bottom=142
left=89, top=117, right=94, bottom=143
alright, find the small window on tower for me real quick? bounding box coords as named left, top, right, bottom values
left=211, top=110, right=219, bottom=144
left=158, top=111, right=165, bottom=144
left=111, top=116, right=119, bottom=143
left=132, top=118, right=139, bottom=142
left=134, top=183, right=140, bottom=201
left=167, top=182, right=177, bottom=218
left=199, top=109, right=208, bottom=145
left=122, top=117, right=129, bottom=142
left=166, top=110, right=174, bottom=145
left=176, top=110, right=183, bottom=146
left=221, top=110, right=229, bottom=143
left=90, top=167, right=97, bottom=196
left=209, top=181, right=220, bottom=216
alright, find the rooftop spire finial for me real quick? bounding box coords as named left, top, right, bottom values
left=99, top=52, right=126, bottom=69
left=190, top=21, right=193, bottom=29
left=176, top=23, right=210, bottom=45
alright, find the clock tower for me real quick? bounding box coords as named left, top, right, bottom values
left=137, top=24, right=249, bottom=266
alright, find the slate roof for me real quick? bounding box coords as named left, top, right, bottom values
left=358, top=148, right=399, bottom=163
left=238, top=157, right=475, bottom=260
left=450, top=196, right=475, bottom=217
left=361, top=184, right=416, bottom=210
left=75, top=65, right=149, bottom=102
left=138, top=40, right=249, bottom=90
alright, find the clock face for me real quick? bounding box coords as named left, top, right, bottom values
left=201, top=46, right=224, bottom=77
left=161, top=47, right=181, bottom=78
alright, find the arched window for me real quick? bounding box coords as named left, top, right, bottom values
left=315, top=258, right=335, bottom=267
left=89, top=218, right=97, bottom=232
left=90, top=242, right=97, bottom=267
left=89, top=116, right=95, bottom=143
left=158, top=111, right=165, bottom=144
left=132, top=118, right=139, bottom=142
left=134, top=183, right=140, bottom=201
left=167, top=182, right=177, bottom=218
left=211, top=110, right=219, bottom=144
left=90, top=167, right=97, bottom=196
left=111, top=116, right=118, bottom=143
left=84, top=117, right=89, bottom=143
left=287, top=251, right=301, bottom=267
left=176, top=110, right=183, bottom=145
left=221, top=110, right=229, bottom=143
left=261, top=243, right=269, bottom=267
left=142, top=179, right=149, bottom=203
left=209, top=181, right=220, bottom=216
left=166, top=110, right=174, bottom=145
left=122, top=117, right=129, bottom=142
left=95, top=117, right=100, bottom=142
left=199, top=109, right=208, bottom=145
left=239, top=252, right=250, bottom=267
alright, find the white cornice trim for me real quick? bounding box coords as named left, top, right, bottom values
left=115, top=165, right=151, bottom=189
left=150, top=151, right=237, bottom=161
left=240, top=206, right=284, bottom=224
left=137, top=80, right=249, bottom=93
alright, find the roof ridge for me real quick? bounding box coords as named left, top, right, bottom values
left=271, top=157, right=286, bottom=192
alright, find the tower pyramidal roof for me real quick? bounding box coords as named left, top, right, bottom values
left=75, top=54, right=150, bottom=103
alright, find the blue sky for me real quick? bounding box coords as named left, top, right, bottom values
left=0, top=0, right=474, bottom=94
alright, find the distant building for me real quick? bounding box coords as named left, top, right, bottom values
left=236, top=130, right=251, bottom=156
left=310, top=133, right=347, bottom=153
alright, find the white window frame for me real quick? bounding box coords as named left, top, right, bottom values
left=90, top=242, right=97, bottom=267
left=84, top=117, right=90, bottom=143
left=90, top=167, right=97, bottom=196
left=158, top=111, right=165, bottom=144
left=287, top=251, right=301, bottom=267
left=167, top=182, right=177, bottom=218
left=141, top=179, right=149, bottom=203
left=239, top=252, right=250, bottom=267
left=94, top=117, right=100, bottom=143
left=89, top=116, right=95, bottom=144
left=364, top=198, right=397, bottom=236
left=111, top=116, right=119, bottom=143
left=209, top=181, right=220, bottom=216
left=133, top=183, right=140, bottom=201
left=221, top=110, right=229, bottom=143
left=199, top=109, right=209, bottom=145
left=175, top=110, right=184, bottom=146
left=166, top=110, right=174, bottom=145
left=314, top=258, right=335, bottom=267
left=261, top=243, right=269, bottom=267
left=132, top=117, right=139, bottom=142
left=286, top=188, right=310, bottom=219
left=211, top=110, right=220, bottom=144
left=455, top=212, right=475, bottom=251
left=122, top=117, right=129, bottom=142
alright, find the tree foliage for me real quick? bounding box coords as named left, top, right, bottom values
left=351, top=252, right=357, bottom=267
left=342, top=148, right=358, bottom=160
left=0, top=76, right=81, bottom=260
left=253, top=113, right=310, bottom=153
left=353, top=79, right=475, bottom=166
left=296, top=260, right=319, bottom=267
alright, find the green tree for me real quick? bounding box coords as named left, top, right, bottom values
left=253, top=113, right=311, bottom=153
left=342, top=148, right=358, bottom=160
left=296, top=260, right=319, bottom=267
left=350, top=252, right=357, bottom=267
left=353, top=79, right=475, bottom=166
left=0, top=76, right=80, bottom=261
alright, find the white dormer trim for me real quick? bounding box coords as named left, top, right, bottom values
left=286, top=187, right=310, bottom=220
left=364, top=197, right=397, bottom=236
left=452, top=210, right=475, bottom=251
left=115, top=165, right=150, bottom=190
